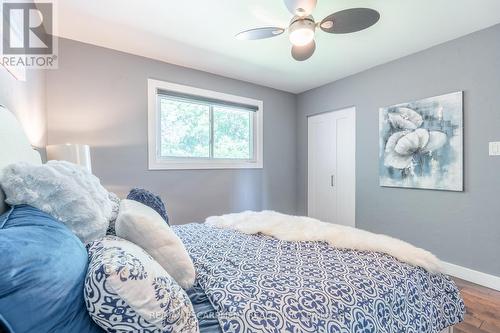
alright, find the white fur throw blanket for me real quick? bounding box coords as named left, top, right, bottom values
left=206, top=211, right=441, bottom=272
left=0, top=161, right=115, bottom=244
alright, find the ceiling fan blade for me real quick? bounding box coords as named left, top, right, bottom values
left=291, top=40, right=316, bottom=61
left=320, top=8, right=380, bottom=34
left=284, top=0, right=317, bottom=17
left=235, top=27, right=285, bottom=40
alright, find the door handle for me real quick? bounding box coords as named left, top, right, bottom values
left=331, top=175, right=335, bottom=187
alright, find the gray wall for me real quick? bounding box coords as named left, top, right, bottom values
left=297, top=24, right=500, bottom=276
left=0, top=67, right=46, bottom=147
left=46, top=38, right=297, bottom=225
left=46, top=26, right=500, bottom=275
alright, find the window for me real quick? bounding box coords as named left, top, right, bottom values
left=148, top=79, right=263, bottom=170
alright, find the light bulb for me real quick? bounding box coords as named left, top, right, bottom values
left=289, top=18, right=315, bottom=46
left=289, top=28, right=314, bottom=46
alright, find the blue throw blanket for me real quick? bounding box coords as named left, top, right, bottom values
left=174, top=223, right=464, bottom=333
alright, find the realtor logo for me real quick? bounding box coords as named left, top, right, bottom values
left=1, top=1, right=57, bottom=69
left=3, top=2, right=52, bottom=54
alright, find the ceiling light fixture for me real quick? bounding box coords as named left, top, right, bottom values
left=288, top=17, right=315, bottom=46
left=235, top=0, right=380, bottom=61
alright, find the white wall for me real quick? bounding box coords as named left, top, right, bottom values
left=0, top=67, right=46, bottom=148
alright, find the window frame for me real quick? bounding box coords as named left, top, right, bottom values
left=148, top=79, right=263, bottom=170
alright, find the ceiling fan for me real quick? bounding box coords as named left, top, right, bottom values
left=235, top=0, right=380, bottom=61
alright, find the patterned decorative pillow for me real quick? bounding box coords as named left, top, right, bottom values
left=84, top=236, right=199, bottom=333
left=127, top=188, right=169, bottom=224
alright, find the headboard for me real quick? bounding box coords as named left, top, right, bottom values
left=0, top=105, right=42, bottom=214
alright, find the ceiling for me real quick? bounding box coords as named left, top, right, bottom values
left=52, top=0, right=500, bottom=93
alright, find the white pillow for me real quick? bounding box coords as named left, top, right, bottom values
left=0, top=161, right=113, bottom=243
left=115, top=199, right=195, bottom=289
left=85, top=236, right=199, bottom=332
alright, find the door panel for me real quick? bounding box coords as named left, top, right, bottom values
left=335, top=112, right=356, bottom=226
left=308, top=116, right=336, bottom=222
left=307, top=108, right=355, bottom=227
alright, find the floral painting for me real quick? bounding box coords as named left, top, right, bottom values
left=379, top=92, right=463, bottom=191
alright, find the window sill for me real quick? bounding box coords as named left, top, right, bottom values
left=148, top=159, right=263, bottom=170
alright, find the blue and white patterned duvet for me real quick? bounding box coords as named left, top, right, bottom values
left=174, top=223, right=464, bottom=333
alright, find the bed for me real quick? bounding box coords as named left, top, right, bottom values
left=0, top=105, right=464, bottom=332
left=177, top=224, right=463, bottom=333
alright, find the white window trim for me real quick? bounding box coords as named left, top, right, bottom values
left=148, top=79, right=263, bottom=170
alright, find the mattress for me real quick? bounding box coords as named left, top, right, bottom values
left=174, top=223, right=464, bottom=333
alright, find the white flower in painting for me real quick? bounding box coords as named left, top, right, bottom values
left=384, top=129, right=448, bottom=169
left=394, top=128, right=429, bottom=155
left=423, top=131, right=448, bottom=152
left=388, top=107, right=423, bottom=130
left=384, top=131, right=413, bottom=169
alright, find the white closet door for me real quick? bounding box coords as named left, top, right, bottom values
left=307, top=107, right=355, bottom=227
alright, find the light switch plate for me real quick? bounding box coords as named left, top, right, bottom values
left=489, top=142, right=500, bottom=156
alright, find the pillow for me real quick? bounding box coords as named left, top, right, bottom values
left=85, top=236, right=199, bottom=333
left=127, top=188, right=169, bottom=224
left=0, top=205, right=102, bottom=333
left=0, top=160, right=113, bottom=243
left=115, top=199, right=195, bottom=289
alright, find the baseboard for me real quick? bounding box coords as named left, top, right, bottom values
left=442, top=261, right=500, bottom=291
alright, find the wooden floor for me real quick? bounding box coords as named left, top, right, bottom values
left=452, top=277, right=500, bottom=333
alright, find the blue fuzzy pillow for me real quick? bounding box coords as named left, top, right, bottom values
left=0, top=205, right=103, bottom=333
left=127, top=188, right=169, bottom=224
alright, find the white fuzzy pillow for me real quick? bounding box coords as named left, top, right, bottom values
left=116, top=199, right=195, bottom=289
left=0, top=161, right=113, bottom=243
